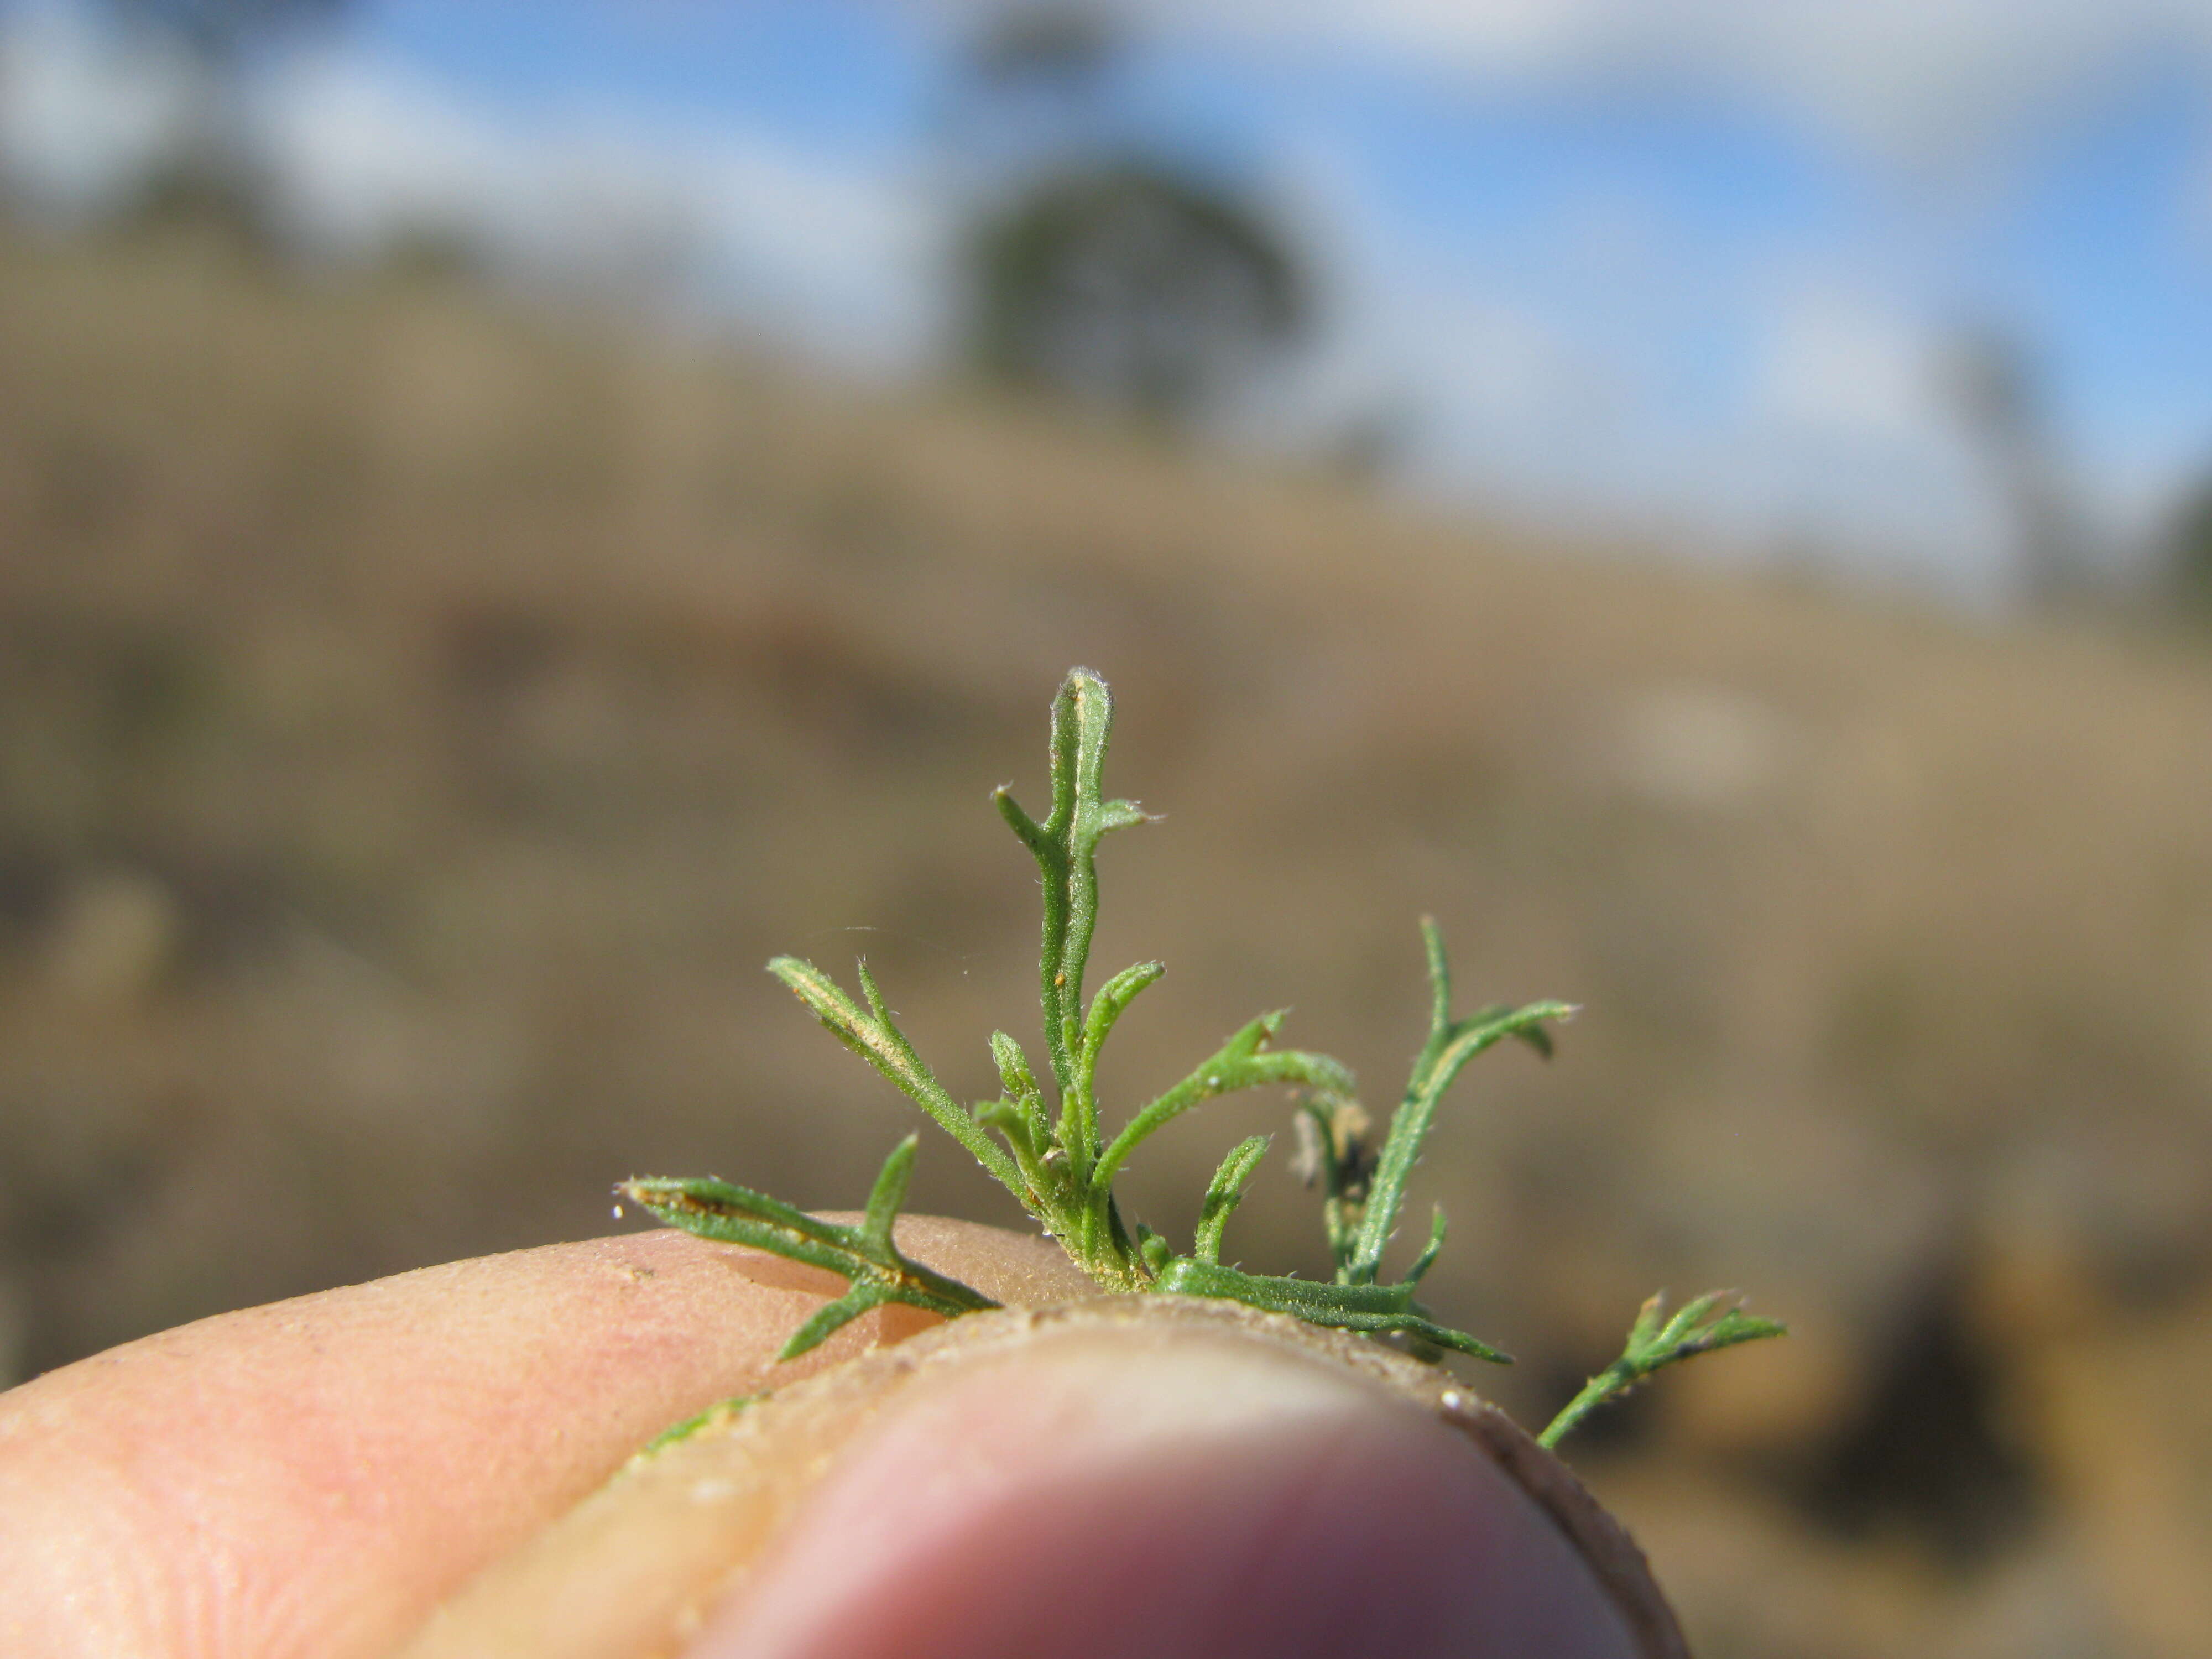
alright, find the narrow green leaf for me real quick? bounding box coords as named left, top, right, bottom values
left=989, top=1030, right=1045, bottom=1116
left=1081, top=959, right=1166, bottom=1071
left=1000, top=670, right=1150, bottom=1124
left=619, top=1149, right=1000, bottom=1366
left=765, top=955, right=1025, bottom=1193
left=860, top=1135, right=916, bottom=1255
left=620, top=1175, right=862, bottom=1278
left=1193, top=1135, right=1270, bottom=1265
left=1422, top=915, right=1453, bottom=1039
left=779, top=1283, right=891, bottom=1361
left=1348, top=921, right=1569, bottom=1286
left=1093, top=1015, right=1353, bottom=1188
left=1404, top=1204, right=1448, bottom=1286
left=972, top=1095, right=1030, bottom=1147
left=768, top=955, right=875, bottom=1054
left=636, top=1392, right=765, bottom=1459
left=992, top=785, right=1048, bottom=855
left=1154, top=1258, right=1512, bottom=1364
left=1626, top=1288, right=1670, bottom=1349
left=1538, top=1291, right=1787, bottom=1449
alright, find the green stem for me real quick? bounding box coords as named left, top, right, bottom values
left=1538, top=1291, right=1786, bottom=1449
left=1347, top=919, right=1569, bottom=1285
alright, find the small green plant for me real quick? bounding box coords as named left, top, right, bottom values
left=622, top=669, right=1781, bottom=1449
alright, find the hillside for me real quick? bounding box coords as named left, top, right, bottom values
left=3, top=226, right=2210, bottom=1657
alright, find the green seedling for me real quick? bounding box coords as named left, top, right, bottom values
left=622, top=669, right=1782, bottom=1450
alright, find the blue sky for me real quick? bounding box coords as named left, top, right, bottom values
left=363, top=2, right=928, bottom=156
left=10, top=0, right=2212, bottom=599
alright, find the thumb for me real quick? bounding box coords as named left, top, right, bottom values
left=399, top=1298, right=1678, bottom=1659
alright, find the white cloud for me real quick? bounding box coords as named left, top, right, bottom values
left=261, top=53, right=543, bottom=250
left=1754, top=285, right=1944, bottom=443
left=0, top=5, right=194, bottom=213
left=1724, top=280, right=2015, bottom=591
left=258, top=49, right=940, bottom=369
left=1230, top=129, right=1988, bottom=572
left=684, top=128, right=941, bottom=367
left=0, top=7, right=938, bottom=373
left=1232, top=134, right=1588, bottom=452
left=1117, top=0, right=2212, bottom=166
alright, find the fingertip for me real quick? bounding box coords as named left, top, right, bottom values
left=705, top=1319, right=1643, bottom=1659
left=401, top=1301, right=1671, bottom=1659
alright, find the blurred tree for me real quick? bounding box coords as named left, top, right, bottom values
left=937, top=2, right=1127, bottom=180
left=2159, top=474, right=2212, bottom=616
left=94, top=0, right=349, bottom=235
left=967, top=3, right=1120, bottom=94
left=101, top=0, right=346, bottom=64
left=950, top=4, right=1310, bottom=422
left=1941, top=327, right=2090, bottom=604
left=966, top=161, right=1305, bottom=419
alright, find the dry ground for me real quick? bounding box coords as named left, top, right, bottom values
left=3, top=225, right=2210, bottom=1657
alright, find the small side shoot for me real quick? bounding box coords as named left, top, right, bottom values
left=1539, top=1291, right=1788, bottom=1449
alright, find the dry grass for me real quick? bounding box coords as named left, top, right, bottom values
left=4, top=223, right=2211, bottom=1656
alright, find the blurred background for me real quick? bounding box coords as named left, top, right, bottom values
left=3, top=2, right=2211, bottom=1653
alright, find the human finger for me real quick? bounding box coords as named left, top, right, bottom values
left=401, top=1297, right=1679, bottom=1659
left=0, top=1217, right=1089, bottom=1659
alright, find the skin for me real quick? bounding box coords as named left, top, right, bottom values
left=0, top=1219, right=1646, bottom=1659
